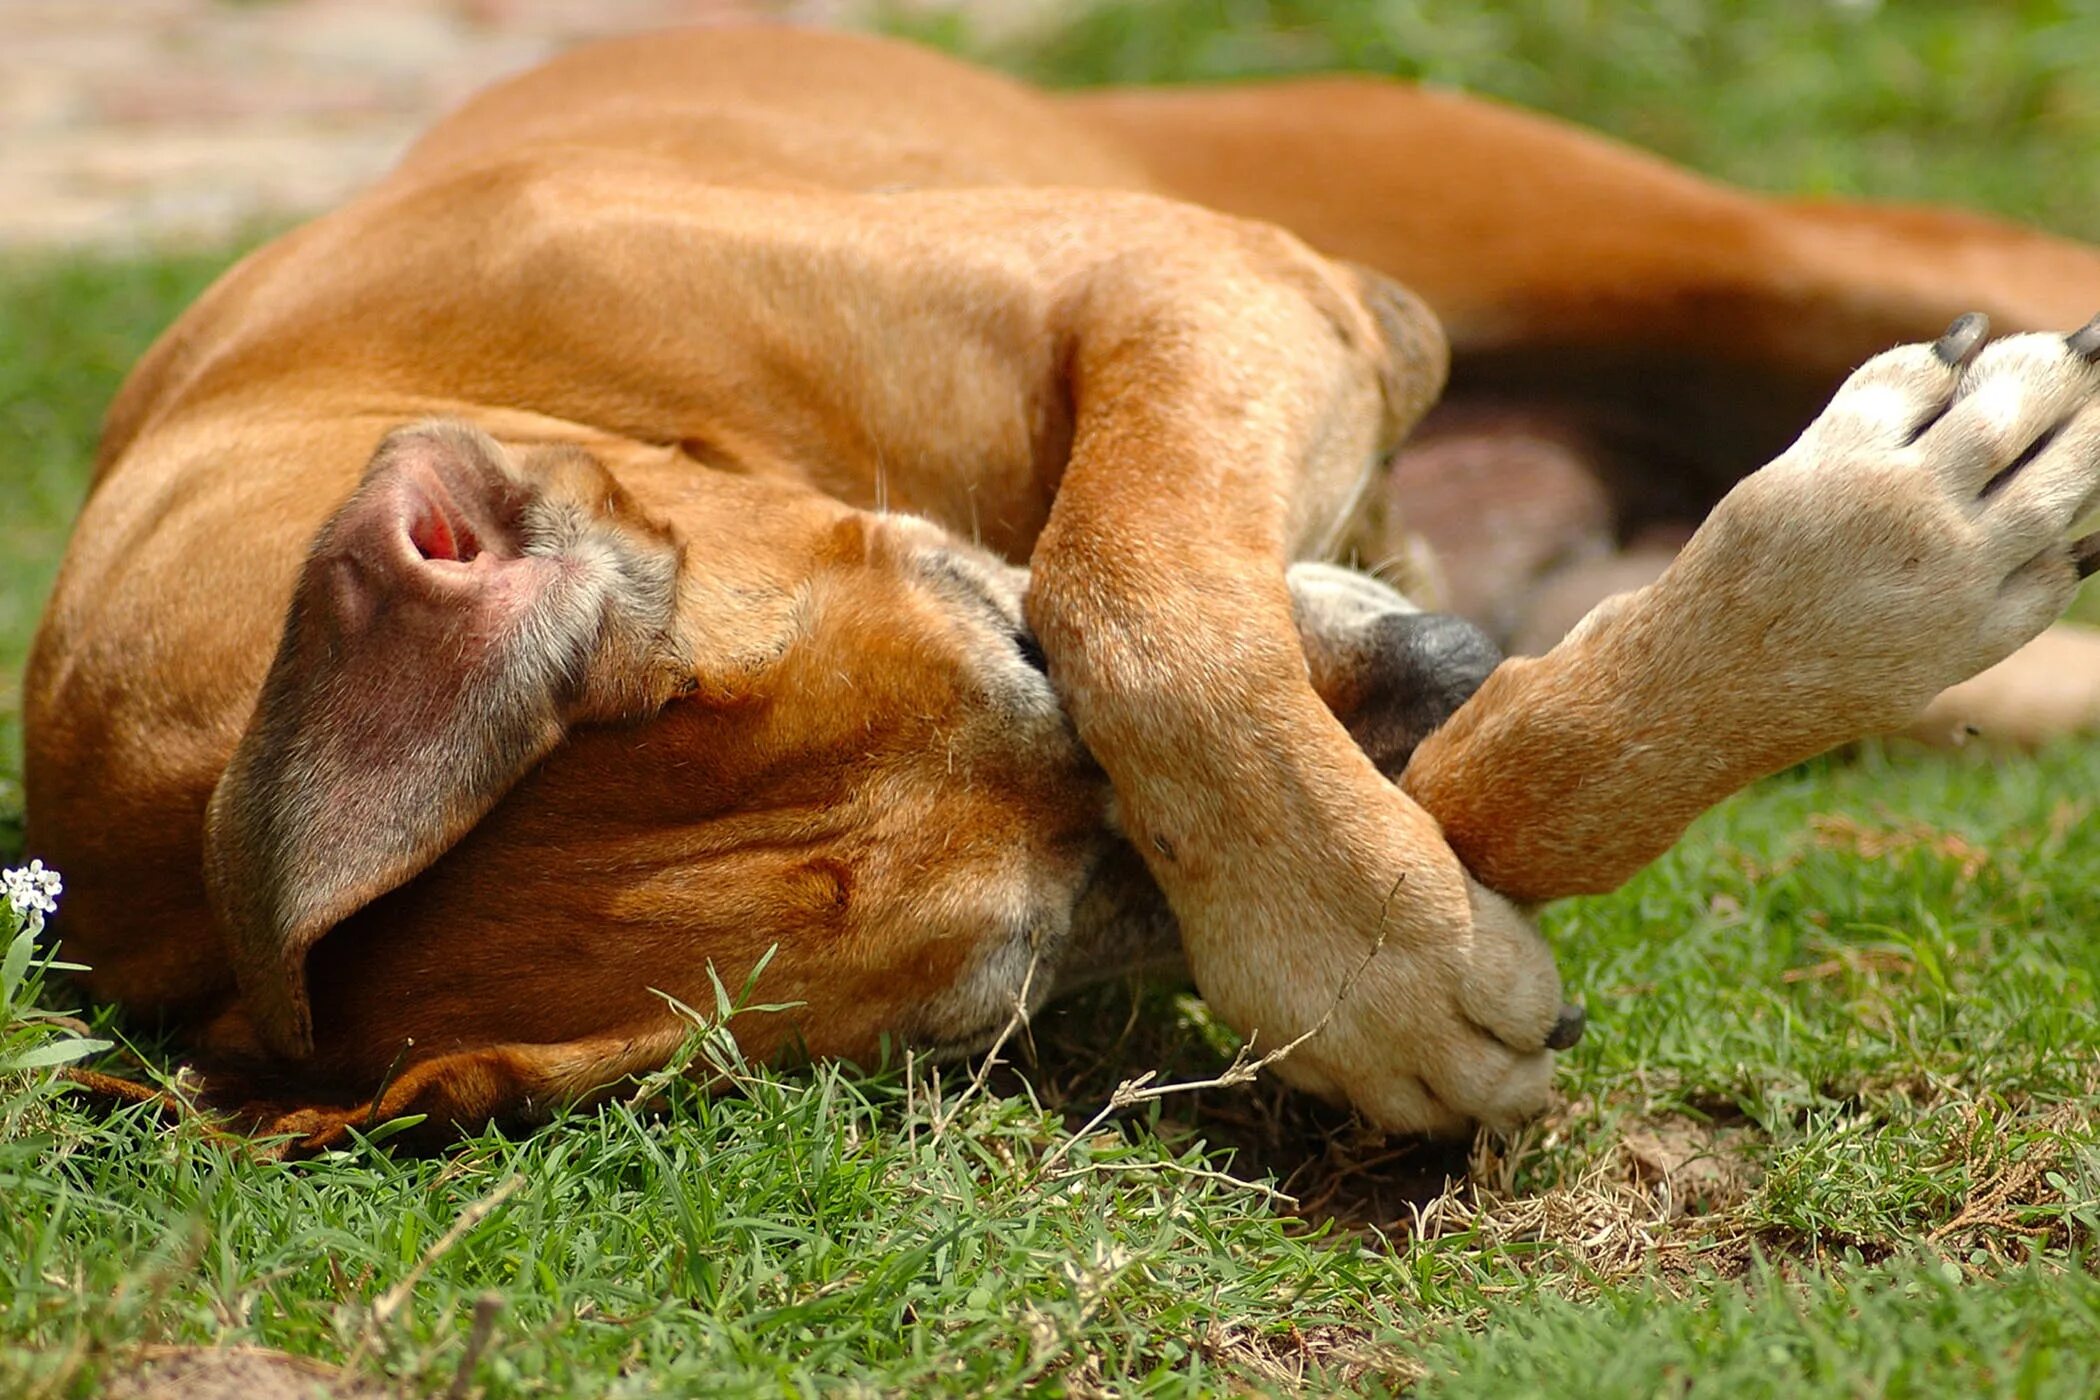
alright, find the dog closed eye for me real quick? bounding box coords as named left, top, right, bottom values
left=1014, top=629, right=1050, bottom=675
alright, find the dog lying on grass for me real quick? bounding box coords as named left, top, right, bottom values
left=24, top=26, right=2100, bottom=1147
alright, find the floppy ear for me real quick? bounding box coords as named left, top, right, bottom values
left=206, top=421, right=685, bottom=1058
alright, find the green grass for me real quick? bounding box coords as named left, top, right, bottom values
left=6, top=747, right=2098, bottom=1396
left=6, top=3, right=2100, bottom=1395
left=0, top=251, right=232, bottom=856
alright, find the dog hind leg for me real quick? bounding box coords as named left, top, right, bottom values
left=1063, top=77, right=2100, bottom=389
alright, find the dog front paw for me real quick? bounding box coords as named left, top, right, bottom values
left=1678, top=314, right=2100, bottom=732
left=1260, top=881, right=1579, bottom=1133
left=1188, top=813, right=1580, bottom=1139
left=1281, top=879, right=1581, bottom=1137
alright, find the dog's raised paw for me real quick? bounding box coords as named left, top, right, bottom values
left=1685, top=313, right=2100, bottom=733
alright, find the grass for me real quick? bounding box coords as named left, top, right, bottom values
left=5, top=2, right=2100, bottom=1395
left=0, top=251, right=233, bottom=857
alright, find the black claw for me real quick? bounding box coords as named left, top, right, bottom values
left=2068, top=313, right=2100, bottom=362
left=1544, top=1002, right=1587, bottom=1051
left=2076, top=532, right=2100, bottom=580
left=1934, top=312, right=1990, bottom=368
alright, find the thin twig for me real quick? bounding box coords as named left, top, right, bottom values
left=1035, top=872, right=1406, bottom=1180
left=1059, top=1156, right=1300, bottom=1206
left=364, top=1037, right=416, bottom=1128
left=903, top=1047, right=918, bottom=1153
left=347, top=1174, right=524, bottom=1372
left=446, top=1292, right=506, bottom=1400
left=928, top=946, right=1042, bottom=1141
left=372, top=1174, right=522, bottom=1328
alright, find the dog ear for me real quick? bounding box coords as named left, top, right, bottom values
left=205, top=421, right=685, bottom=1058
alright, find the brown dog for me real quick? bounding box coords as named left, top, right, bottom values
left=24, top=27, right=2100, bottom=1145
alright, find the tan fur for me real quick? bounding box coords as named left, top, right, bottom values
left=24, top=28, right=2100, bottom=1146
left=1910, top=626, right=2100, bottom=744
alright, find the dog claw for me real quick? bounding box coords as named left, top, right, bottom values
left=2077, top=532, right=2100, bottom=580
left=2067, top=313, right=2100, bottom=363
left=1934, top=312, right=1990, bottom=368
left=1544, top=1002, right=1587, bottom=1051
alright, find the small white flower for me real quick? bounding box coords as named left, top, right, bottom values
left=4, top=859, right=62, bottom=927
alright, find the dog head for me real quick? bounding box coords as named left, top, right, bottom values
left=204, top=420, right=1496, bottom=1073
left=204, top=419, right=1119, bottom=1064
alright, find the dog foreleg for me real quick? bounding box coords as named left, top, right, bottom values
left=1026, top=227, right=1578, bottom=1134
left=1404, top=318, right=2100, bottom=904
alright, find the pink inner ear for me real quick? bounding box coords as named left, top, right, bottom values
left=408, top=502, right=482, bottom=563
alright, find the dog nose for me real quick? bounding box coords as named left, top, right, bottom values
left=1341, top=609, right=1503, bottom=777
left=1544, top=1002, right=1587, bottom=1050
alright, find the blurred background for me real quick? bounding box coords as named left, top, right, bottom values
left=3, top=0, right=2098, bottom=250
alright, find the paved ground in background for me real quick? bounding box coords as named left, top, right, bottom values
left=0, top=0, right=875, bottom=249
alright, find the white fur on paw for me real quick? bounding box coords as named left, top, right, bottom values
left=1808, top=331, right=2100, bottom=546
left=1703, top=321, right=2100, bottom=730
